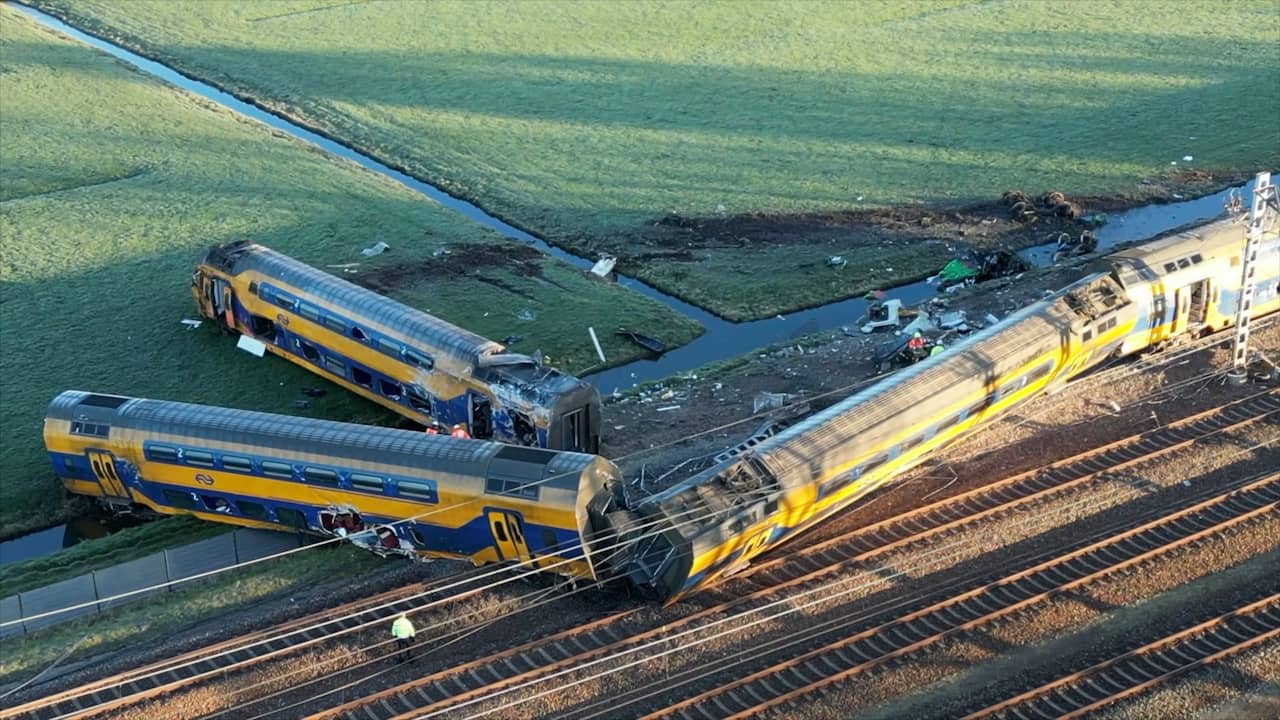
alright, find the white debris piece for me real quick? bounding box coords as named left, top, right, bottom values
left=656, top=405, right=681, bottom=412
left=236, top=335, right=267, bottom=357
left=590, top=255, right=617, bottom=277
left=180, top=318, right=202, bottom=330
left=827, top=256, right=848, bottom=269
left=517, top=309, right=537, bottom=321
left=753, top=392, right=788, bottom=413
left=1182, top=155, right=1194, bottom=162
left=360, top=241, right=390, bottom=257
left=432, top=246, right=450, bottom=257
left=588, top=327, right=606, bottom=363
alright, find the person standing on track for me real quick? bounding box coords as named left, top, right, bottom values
left=450, top=423, right=471, bottom=439
left=391, top=613, right=416, bottom=662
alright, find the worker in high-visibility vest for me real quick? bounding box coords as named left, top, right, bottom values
left=930, top=343, right=945, bottom=357
left=450, top=423, right=470, bottom=439
left=391, top=613, right=416, bottom=662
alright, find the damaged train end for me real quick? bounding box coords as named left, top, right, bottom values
left=589, top=457, right=784, bottom=603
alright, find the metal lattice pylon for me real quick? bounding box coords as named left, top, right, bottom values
left=1232, top=171, right=1278, bottom=372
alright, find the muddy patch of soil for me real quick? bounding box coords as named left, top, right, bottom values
left=636, top=172, right=1252, bottom=261
left=356, top=242, right=546, bottom=294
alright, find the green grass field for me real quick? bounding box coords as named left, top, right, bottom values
left=27, top=0, right=1280, bottom=318
left=0, top=8, right=699, bottom=539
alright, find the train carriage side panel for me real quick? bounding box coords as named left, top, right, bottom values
left=46, top=392, right=611, bottom=579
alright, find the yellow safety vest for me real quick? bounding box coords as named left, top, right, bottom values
left=391, top=616, right=415, bottom=639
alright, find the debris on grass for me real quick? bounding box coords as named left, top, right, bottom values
left=360, top=241, right=390, bottom=257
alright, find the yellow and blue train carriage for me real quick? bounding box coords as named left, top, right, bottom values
left=192, top=241, right=600, bottom=452
left=609, top=214, right=1279, bottom=601
left=45, top=391, right=620, bottom=578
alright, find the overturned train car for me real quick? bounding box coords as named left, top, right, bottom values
left=604, top=215, right=1280, bottom=601
left=192, top=241, right=600, bottom=452
left=46, top=391, right=620, bottom=578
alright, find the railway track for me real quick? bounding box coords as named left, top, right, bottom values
left=299, top=392, right=1278, bottom=720
left=964, top=592, right=1280, bottom=720
left=1, top=567, right=515, bottom=720
left=643, top=472, right=1280, bottom=720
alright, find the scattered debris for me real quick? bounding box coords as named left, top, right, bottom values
left=293, top=400, right=310, bottom=409
left=301, top=387, right=326, bottom=397
left=827, top=255, right=848, bottom=269
left=500, top=335, right=523, bottom=345
left=617, top=329, right=666, bottom=354
left=180, top=318, right=202, bottom=330
left=236, top=335, right=267, bottom=357
left=1052, top=229, right=1098, bottom=263
left=753, top=391, right=788, bottom=412
left=862, top=298, right=907, bottom=333
left=360, top=241, right=390, bottom=257
left=326, top=262, right=360, bottom=270
left=590, top=255, right=617, bottom=278
left=517, top=309, right=537, bottom=321
left=432, top=246, right=450, bottom=257
left=1002, top=189, right=1081, bottom=222
left=1182, top=155, right=1194, bottom=162
left=656, top=405, right=682, bottom=412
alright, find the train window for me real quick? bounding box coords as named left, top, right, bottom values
left=272, top=292, right=296, bottom=311
left=997, top=376, right=1027, bottom=401
left=398, top=479, right=438, bottom=503
left=967, top=398, right=989, bottom=419
left=405, top=350, right=434, bottom=370
left=377, top=338, right=402, bottom=358
left=349, top=473, right=385, bottom=493
left=1164, top=262, right=1178, bottom=273
left=275, top=507, right=307, bottom=529
left=901, top=434, right=924, bottom=452
left=61, top=457, right=80, bottom=474
left=1027, top=360, right=1055, bottom=383
left=304, top=467, right=340, bottom=487
left=351, top=366, right=374, bottom=389
left=70, top=421, right=110, bottom=438
left=162, top=489, right=199, bottom=510
left=323, top=315, right=347, bottom=333
left=860, top=453, right=888, bottom=477
left=296, top=340, right=320, bottom=363
left=298, top=304, right=321, bottom=322
left=221, top=455, right=253, bottom=473
left=1104, top=318, right=1117, bottom=331
left=261, top=461, right=294, bottom=479
left=1191, top=253, right=1203, bottom=264
left=323, top=355, right=347, bottom=377
left=146, top=445, right=179, bottom=463
left=379, top=379, right=403, bottom=398
left=200, top=495, right=232, bottom=513
left=485, top=476, right=539, bottom=500
left=561, top=409, right=586, bottom=451
left=237, top=500, right=270, bottom=521
left=248, top=281, right=259, bottom=295
left=184, top=450, right=215, bottom=468
left=493, top=522, right=509, bottom=543
left=406, top=386, right=432, bottom=412
left=765, top=498, right=780, bottom=516
left=542, top=529, right=558, bottom=554
left=935, top=413, right=962, bottom=436
left=1082, top=330, right=1093, bottom=342
left=1177, top=258, right=1191, bottom=269
left=351, top=326, right=368, bottom=341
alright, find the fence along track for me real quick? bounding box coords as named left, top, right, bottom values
left=305, top=392, right=1278, bottom=720
left=645, top=473, right=1280, bottom=720
left=964, top=591, right=1280, bottom=720
left=2, top=570, right=505, bottom=720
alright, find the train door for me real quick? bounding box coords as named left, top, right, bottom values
left=486, top=510, right=531, bottom=562
left=202, top=276, right=235, bottom=331
left=86, top=449, right=130, bottom=503
left=1187, top=280, right=1210, bottom=329
left=468, top=392, right=493, bottom=440
left=1171, top=288, right=1191, bottom=336
left=560, top=408, right=587, bottom=452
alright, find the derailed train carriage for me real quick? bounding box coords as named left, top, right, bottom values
left=46, top=391, right=619, bottom=578
left=603, top=214, right=1280, bottom=601
left=49, top=215, right=1279, bottom=599
left=191, top=241, right=600, bottom=452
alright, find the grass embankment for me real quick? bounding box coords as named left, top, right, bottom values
left=0, top=543, right=381, bottom=686
left=29, top=0, right=1280, bottom=319
left=0, top=7, right=700, bottom=538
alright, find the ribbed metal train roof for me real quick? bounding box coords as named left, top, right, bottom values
left=757, top=297, right=1068, bottom=480
left=1109, top=216, right=1245, bottom=266
left=234, top=244, right=504, bottom=374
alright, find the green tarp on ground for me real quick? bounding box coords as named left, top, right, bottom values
left=937, top=259, right=978, bottom=282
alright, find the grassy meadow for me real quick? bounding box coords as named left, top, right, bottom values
left=0, top=7, right=700, bottom=539
left=27, top=0, right=1280, bottom=318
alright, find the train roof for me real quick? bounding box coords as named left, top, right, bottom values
left=205, top=242, right=510, bottom=377
left=1107, top=215, right=1253, bottom=287
left=48, top=391, right=597, bottom=491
